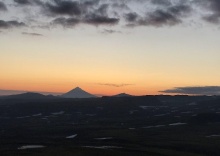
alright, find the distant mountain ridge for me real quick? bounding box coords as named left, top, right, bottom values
left=0, top=89, right=62, bottom=96
left=112, top=93, right=133, bottom=97
left=61, top=87, right=96, bottom=98
left=0, top=92, right=56, bottom=99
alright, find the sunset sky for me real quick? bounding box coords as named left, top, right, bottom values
left=1, top=0, right=220, bottom=96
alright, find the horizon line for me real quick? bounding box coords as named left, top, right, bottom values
left=0, top=89, right=219, bottom=97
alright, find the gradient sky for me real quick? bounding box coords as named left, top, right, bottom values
left=1, top=0, right=220, bottom=95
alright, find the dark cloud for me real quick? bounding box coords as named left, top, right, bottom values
left=200, top=0, right=220, bottom=24
left=125, top=3, right=192, bottom=27
left=45, top=0, right=81, bottom=16
left=145, top=10, right=181, bottom=26
left=0, top=20, right=26, bottom=29
left=98, top=83, right=133, bottom=87
left=22, top=32, right=44, bottom=36
left=52, top=17, right=80, bottom=27
left=111, top=2, right=130, bottom=11
left=82, top=3, right=119, bottom=26
left=84, top=14, right=119, bottom=25
left=14, top=0, right=33, bottom=5
left=0, top=2, right=7, bottom=11
left=2, top=0, right=220, bottom=30
left=83, top=0, right=100, bottom=6
left=203, top=14, right=220, bottom=24
left=126, top=10, right=181, bottom=27
left=80, top=0, right=100, bottom=13
left=14, top=0, right=43, bottom=6
left=146, top=4, right=192, bottom=26
left=124, top=12, right=139, bottom=23
left=150, top=0, right=171, bottom=6
left=160, top=86, right=220, bottom=95
left=208, top=0, right=220, bottom=15
left=168, top=5, right=192, bottom=16
left=96, top=4, right=109, bottom=15
left=46, top=1, right=118, bottom=26
left=52, top=16, right=119, bottom=28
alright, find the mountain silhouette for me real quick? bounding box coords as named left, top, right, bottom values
left=112, top=93, right=133, bottom=97
left=1, top=92, right=56, bottom=99
left=61, top=87, right=96, bottom=98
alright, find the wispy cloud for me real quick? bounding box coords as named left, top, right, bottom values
left=160, top=86, right=220, bottom=95
left=22, top=32, right=44, bottom=36
left=101, top=29, right=121, bottom=34
left=97, top=83, right=134, bottom=87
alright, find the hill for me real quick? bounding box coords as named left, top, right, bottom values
left=112, top=93, right=133, bottom=97
left=1, top=92, right=56, bottom=100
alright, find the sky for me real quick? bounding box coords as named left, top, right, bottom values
left=1, top=0, right=220, bottom=96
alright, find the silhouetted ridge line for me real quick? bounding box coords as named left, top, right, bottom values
left=112, top=93, right=133, bottom=97
left=61, top=87, right=96, bottom=98
left=1, top=92, right=56, bottom=99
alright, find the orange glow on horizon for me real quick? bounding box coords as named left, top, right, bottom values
left=0, top=80, right=167, bottom=96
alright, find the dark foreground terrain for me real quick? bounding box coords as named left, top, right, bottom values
left=0, top=95, right=220, bottom=156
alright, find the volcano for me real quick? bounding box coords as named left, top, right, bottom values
left=61, top=87, right=96, bottom=98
